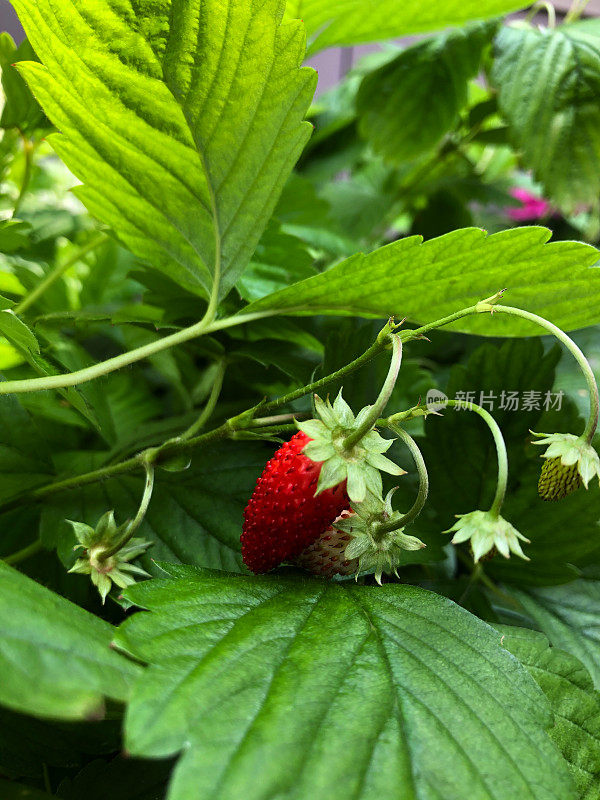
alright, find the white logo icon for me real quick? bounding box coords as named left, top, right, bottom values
left=426, top=389, right=448, bottom=412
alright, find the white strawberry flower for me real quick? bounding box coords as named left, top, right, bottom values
left=298, top=391, right=405, bottom=503
left=446, top=510, right=530, bottom=563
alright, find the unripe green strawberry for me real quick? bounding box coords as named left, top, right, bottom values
left=241, top=432, right=350, bottom=573
left=538, top=456, right=582, bottom=501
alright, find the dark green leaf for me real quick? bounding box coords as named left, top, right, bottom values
left=0, top=220, right=32, bottom=253
left=0, top=706, right=120, bottom=780
left=0, top=393, right=53, bottom=504
left=357, top=23, right=495, bottom=162
left=114, top=570, right=575, bottom=800
left=500, top=581, right=600, bottom=688
left=0, top=562, right=141, bottom=720
left=492, top=21, right=600, bottom=209
left=0, top=781, right=55, bottom=800
left=56, top=756, right=172, bottom=800
left=498, top=626, right=600, bottom=800
left=0, top=34, right=46, bottom=132
left=0, top=309, right=39, bottom=356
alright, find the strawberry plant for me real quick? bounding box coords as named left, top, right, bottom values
left=2, top=1, right=600, bottom=798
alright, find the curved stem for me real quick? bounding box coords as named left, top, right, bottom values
left=99, top=461, right=154, bottom=561
left=14, top=233, right=108, bottom=315
left=180, top=359, right=226, bottom=441
left=12, top=134, right=34, bottom=218
left=3, top=538, right=43, bottom=565
left=378, top=424, right=429, bottom=533
left=343, top=333, right=402, bottom=451
left=445, top=399, right=508, bottom=516
left=525, top=1, right=556, bottom=27
left=0, top=311, right=275, bottom=395
left=493, top=305, right=599, bottom=443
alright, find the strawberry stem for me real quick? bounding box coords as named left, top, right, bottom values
left=342, top=332, right=403, bottom=451
left=387, top=425, right=429, bottom=528
left=493, top=305, right=599, bottom=444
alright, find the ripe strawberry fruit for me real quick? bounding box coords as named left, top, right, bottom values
left=242, top=431, right=350, bottom=573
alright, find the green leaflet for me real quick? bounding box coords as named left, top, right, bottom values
left=492, top=21, right=600, bottom=210
left=0, top=393, right=53, bottom=505
left=0, top=562, right=141, bottom=720
left=56, top=757, right=173, bottom=800
left=0, top=34, right=46, bottom=133
left=357, top=23, right=495, bottom=163
left=504, top=582, right=600, bottom=689
left=241, top=226, right=600, bottom=335
left=284, top=0, right=529, bottom=55
left=0, top=309, right=39, bottom=357
left=499, top=626, right=600, bottom=800
left=0, top=781, right=55, bottom=800
left=115, top=568, right=575, bottom=800
left=12, top=0, right=316, bottom=301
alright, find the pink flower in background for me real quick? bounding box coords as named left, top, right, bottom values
left=506, top=187, right=554, bottom=221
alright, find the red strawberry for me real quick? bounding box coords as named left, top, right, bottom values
left=241, top=431, right=350, bottom=573
left=294, top=511, right=359, bottom=578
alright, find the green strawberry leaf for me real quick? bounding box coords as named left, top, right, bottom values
left=285, top=0, right=530, bottom=55
left=0, top=219, right=32, bottom=253
left=0, top=706, right=120, bottom=781
left=0, top=781, right=55, bottom=800
left=13, top=0, right=316, bottom=300
left=357, top=23, right=495, bottom=163
left=492, top=21, right=600, bottom=210
left=0, top=34, right=47, bottom=133
left=499, top=581, right=600, bottom=689
left=498, top=626, right=600, bottom=800
left=114, top=569, right=575, bottom=800
left=240, top=227, right=600, bottom=335
left=0, top=309, right=39, bottom=357
left=56, top=756, right=173, bottom=800
left=0, top=393, right=53, bottom=505
left=0, top=562, right=141, bottom=720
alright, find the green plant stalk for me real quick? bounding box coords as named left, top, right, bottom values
left=446, top=399, right=508, bottom=516
left=493, top=305, right=599, bottom=443
left=0, top=295, right=489, bottom=396
left=14, top=232, right=109, bottom=315
left=376, top=424, right=429, bottom=534
left=3, top=538, right=44, bottom=566
left=12, top=134, right=34, bottom=218
left=525, top=1, right=556, bottom=27
left=343, top=333, right=402, bottom=451
left=99, top=461, right=155, bottom=561
left=0, top=310, right=276, bottom=395
left=565, top=0, right=591, bottom=23
left=180, top=359, right=226, bottom=441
